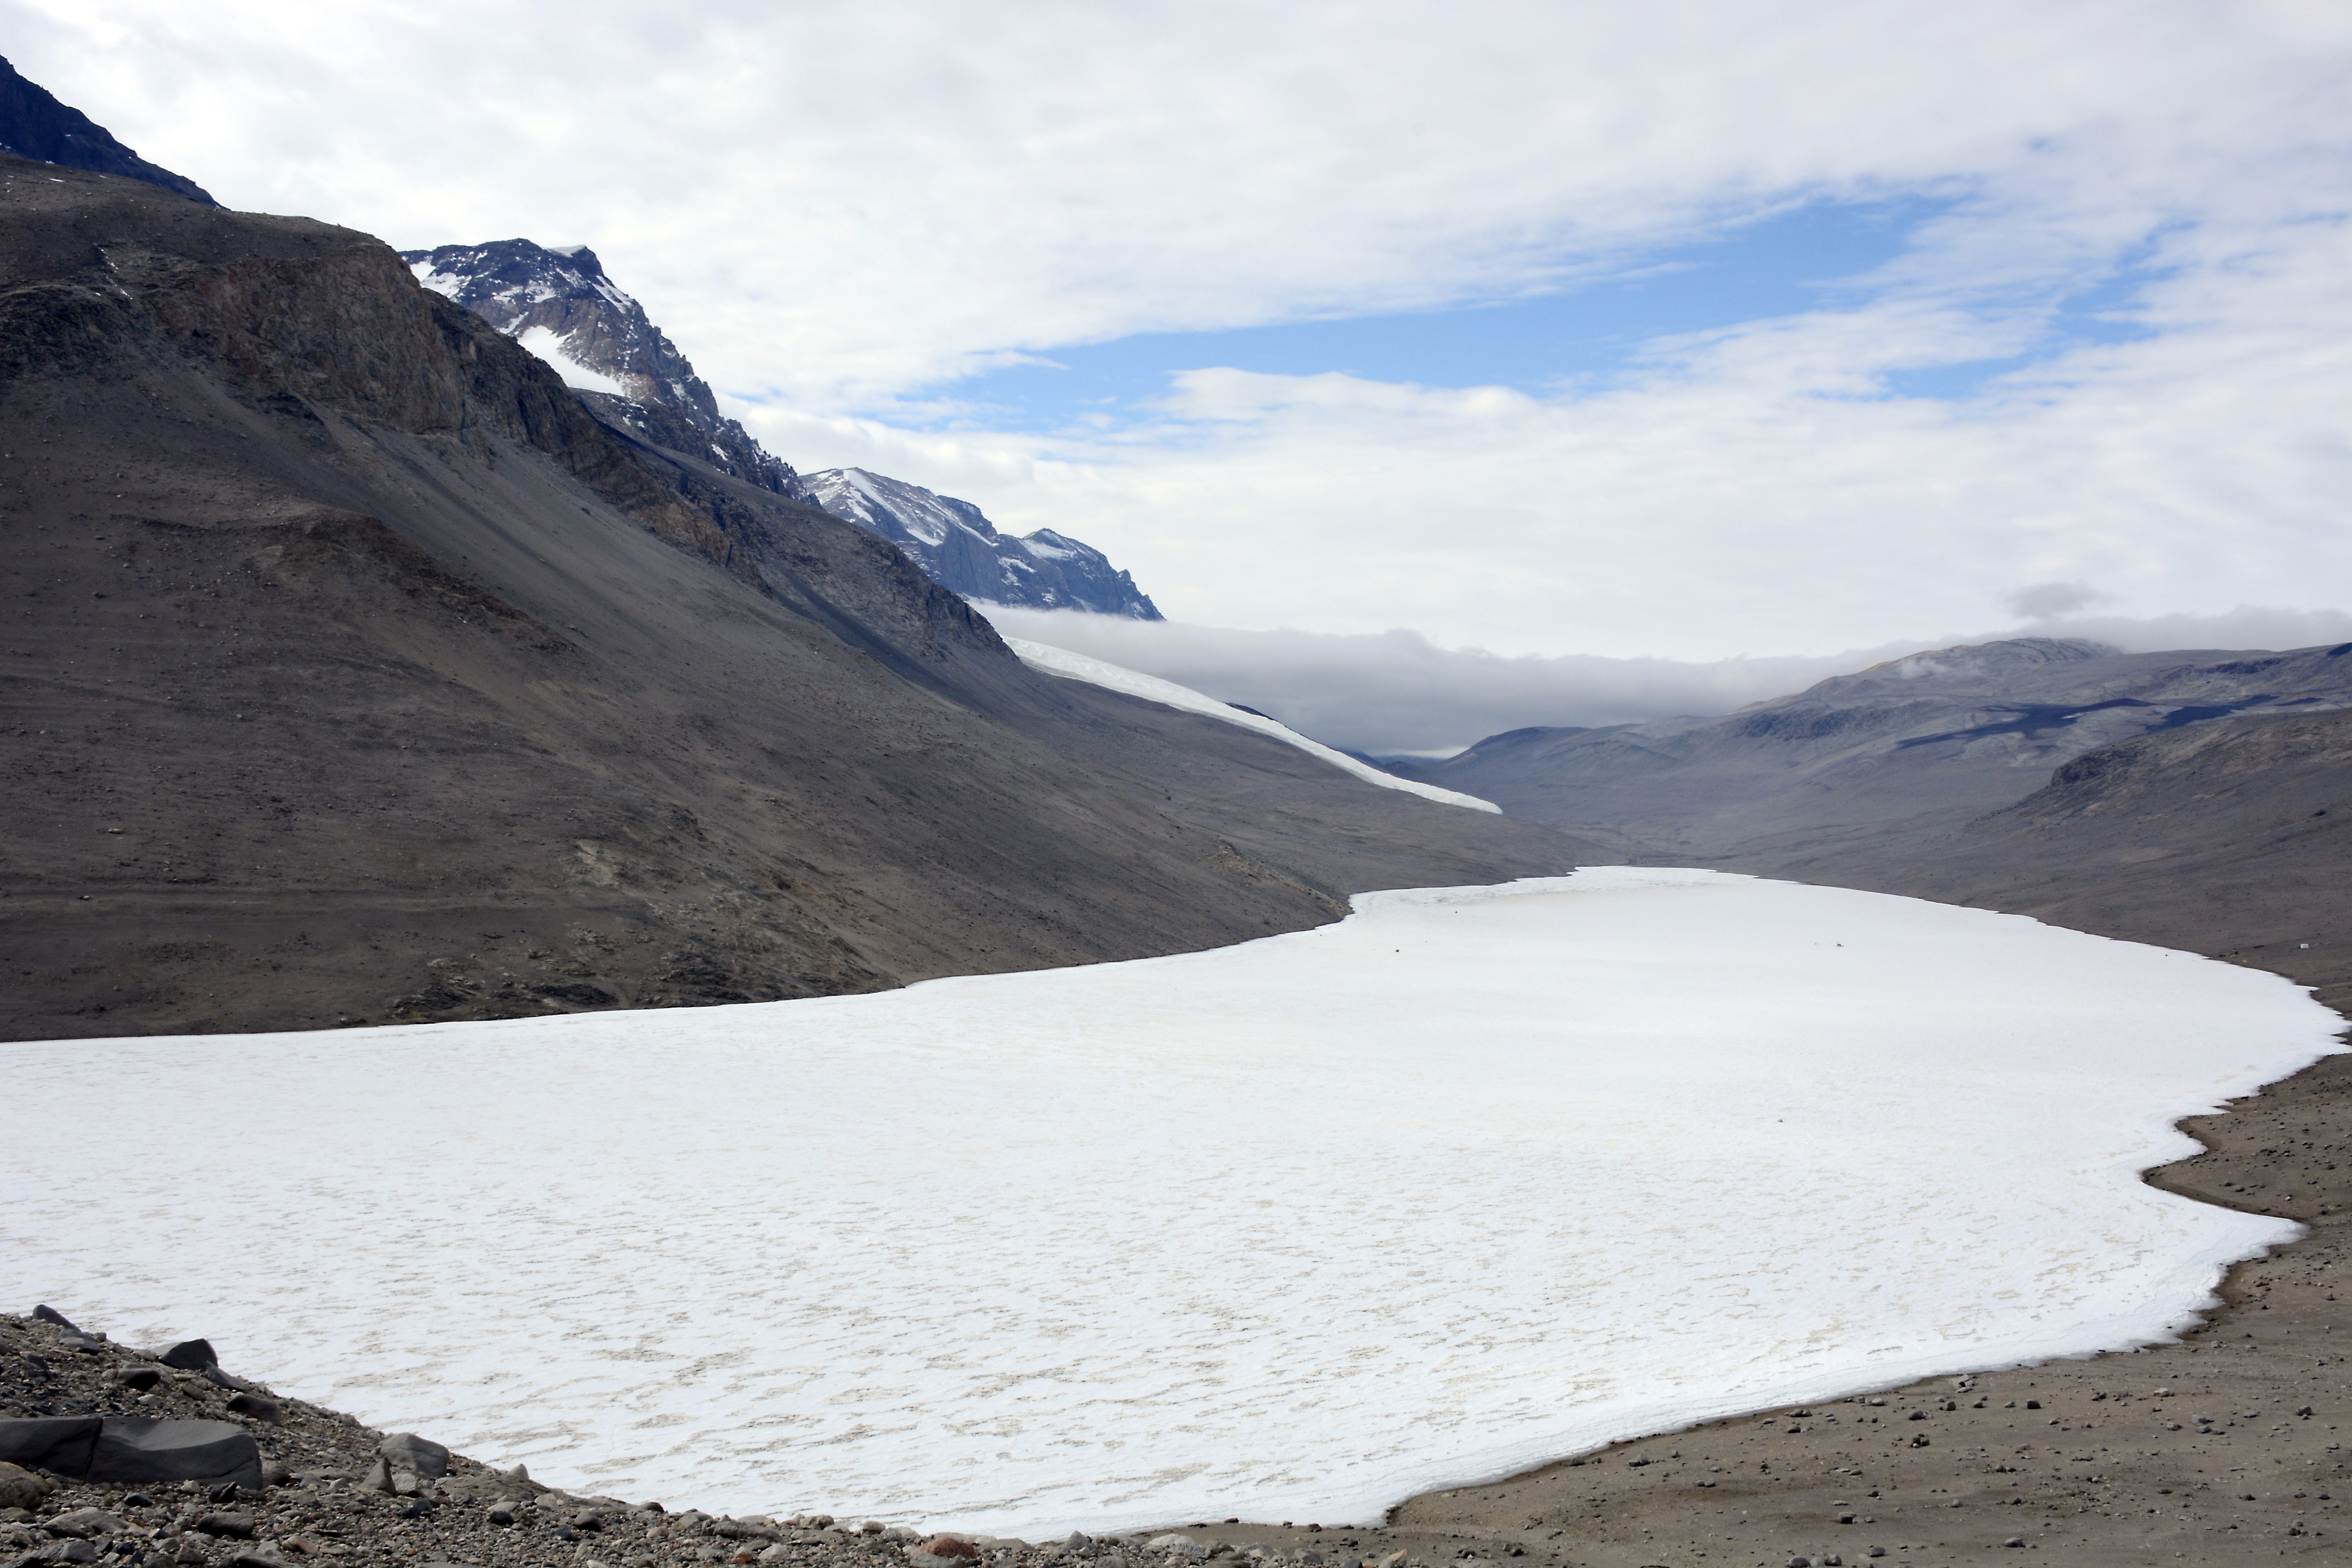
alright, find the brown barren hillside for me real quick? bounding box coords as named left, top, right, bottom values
left=0, top=157, right=1593, bottom=1041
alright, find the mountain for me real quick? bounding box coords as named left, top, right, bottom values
left=1756, top=703, right=2352, bottom=1024
left=402, top=238, right=797, bottom=498
left=0, top=155, right=1591, bottom=1040
left=0, top=56, right=217, bottom=206
left=1417, top=636, right=2352, bottom=859
left=403, top=240, right=1163, bottom=619
left=1412, top=635, right=2352, bottom=1020
left=799, top=466, right=1161, bottom=619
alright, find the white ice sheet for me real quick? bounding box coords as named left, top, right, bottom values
left=3, top=870, right=2337, bottom=1537
left=1001, top=636, right=1501, bottom=813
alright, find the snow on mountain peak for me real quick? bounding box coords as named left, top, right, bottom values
left=800, top=469, right=1161, bottom=620
left=405, top=243, right=1160, bottom=618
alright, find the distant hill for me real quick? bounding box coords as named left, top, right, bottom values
left=1420, top=637, right=2352, bottom=859
left=1420, top=635, right=2352, bottom=1022
left=800, top=466, right=1161, bottom=620
left=0, top=56, right=217, bottom=205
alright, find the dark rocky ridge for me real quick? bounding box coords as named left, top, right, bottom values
left=0, top=59, right=216, bottom=208
left=0, top=156, right=1592, bottom=1042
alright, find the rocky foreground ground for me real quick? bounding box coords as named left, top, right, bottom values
left=9, top=1054, right=2352, bottom=1568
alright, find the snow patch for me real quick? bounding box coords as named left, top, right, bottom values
left=513, top=325, right=630, bottom=397
left=1005, top=635, right=1501, bottom=812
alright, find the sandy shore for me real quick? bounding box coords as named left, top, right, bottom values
left=1197, top=1047, right=2352, bottom=1568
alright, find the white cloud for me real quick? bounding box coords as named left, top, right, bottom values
left=8, top=1, right=2349, bottom=661
left=2007, top=583, right=2109, bottom=620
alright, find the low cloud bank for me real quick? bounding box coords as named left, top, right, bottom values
left=2020, top=606, right=2352, bottom=657
left=979, top=609, right=1932, bottom=755
left=982, top=605, right=2352, bottom=756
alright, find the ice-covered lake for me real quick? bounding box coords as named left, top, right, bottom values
left=4, top=869, right=2339, bottom=1537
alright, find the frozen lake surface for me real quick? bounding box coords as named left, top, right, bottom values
left=4, top=869, right=2339, bottom=1537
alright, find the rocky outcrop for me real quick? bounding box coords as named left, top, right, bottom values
left=0, top=59, right=216, bottom=207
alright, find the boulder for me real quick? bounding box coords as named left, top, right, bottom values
left=194, top=1514, right=256, bottom=1540
left=87, top=1421, right=262, bottom=1491
left=379, top=1434, right=450, bottom=1484
left=111, top=1368, right=165, bottom=1393
left=223, top=1395, right=281, bottom=1426
left=158, top=1341, right=219, bottom=1372
left=0, top=1459, right=56, bottom=1509
left=42, top=1511, right=124, bottom=1539
left=29, top=1308, right=81, bottom=1334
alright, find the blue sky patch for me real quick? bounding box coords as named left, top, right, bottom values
left=907, top=197, right=1949, bottom=429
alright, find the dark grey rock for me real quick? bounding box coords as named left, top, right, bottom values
left=109, top=1370, right=163, bottom=1394
left=87, top=1421, right=262, bottom=1491
left=28, top=1311, right=79, bottom=1335
left=156, top=1344, right=216, bottom=1373
left=0, top=1419, right=100, bottom=1476
left=191, top=1516, right=252, bottom=1541
left=221, top=1396, right=278, bottom=1427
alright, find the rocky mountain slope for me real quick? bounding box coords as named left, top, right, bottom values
left=1416, top=636, right=2352, bottom=858
left=799, top=468, right=1161, bottom=619
left=0, top=150, right=1589, bottom=1042
left=402, top=240, right=1160, bottom=618
left=1775, top=704, right=2352, bottom=1016
left=0, top=57, right=216, bottom=207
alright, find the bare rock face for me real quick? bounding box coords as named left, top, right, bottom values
left=0, top=57, right=218, bottom=206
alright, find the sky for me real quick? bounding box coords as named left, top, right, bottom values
left=7, top=0, right=2349, bottom=740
